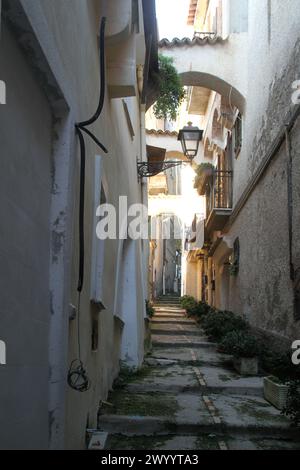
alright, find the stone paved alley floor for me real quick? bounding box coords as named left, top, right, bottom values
left=99, top=299, right=300, bottom=450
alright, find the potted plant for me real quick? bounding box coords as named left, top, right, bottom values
left=263, top=376, right=290, bottom=411
left=220, top=330, right=260, bottom=375
left=262, top=351, right=300, bottom=410
left=193, top=163, right=215, bottom=196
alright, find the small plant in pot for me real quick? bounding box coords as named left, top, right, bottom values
left=220, top=331, right=261, bottom=376
left=262, top=350, right=300, bottom=412
left=193, top=163, right=215, bottom=196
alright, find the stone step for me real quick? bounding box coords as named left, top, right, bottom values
left=155, top=304, right=184, bottom=307
left=153, top=315, right=186, bottom=320
left=154, top=310, right=186, bottom=318
left=99, top=413, right=298, bottom=439
left=151, top=320, right=195, bottom=326
left=152, top=335, right=216, bottom=349
left=105, top=433, right=221, bottom=450
left=151, top=317, right=194, bottom=323
left=151, top=329, right=203, bottom=337
left=125, top=382, right=264, bottom=397
left=154, top=310, right=186, bottom=315
left=105, top=432, right=300, bottom=451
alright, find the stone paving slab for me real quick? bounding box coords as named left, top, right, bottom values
left=99, top=391, right=214, bottom=435
left=226, top=435, right=300, bottom=450
left=151, top=323, right=201, bottom=332
left=200, top=366, right=264, bottom=396
left=151, top=323, right=202, bottom=336
left=107, top=434, right=220, bottom=450
left=210, top=394, right=293, bottom=434
left=124, top=364, right=199, bottom=392
left=148, top=347, right=230, bottom=364
left=152, top=334, right=216, bottom=349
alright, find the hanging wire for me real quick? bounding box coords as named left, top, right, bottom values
left=67, top=292, right=91, bottom=392
left=68, top=17, right=108, bottom=393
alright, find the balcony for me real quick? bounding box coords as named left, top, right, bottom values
left=205, top=170, right=233, bottom=234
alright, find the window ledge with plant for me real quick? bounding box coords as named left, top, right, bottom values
left=193, top=163, right=215, bottom=196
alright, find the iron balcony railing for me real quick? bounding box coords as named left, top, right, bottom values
left=206, top=170, right=233, bottom=216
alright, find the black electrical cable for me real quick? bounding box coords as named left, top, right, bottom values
left=76, top=127, right=86, bottom=294
left=75, top=16, right=108, bottom=293
left=68, top=17, right=108, bottom=393
left=77, top=17, right=106, bottom=128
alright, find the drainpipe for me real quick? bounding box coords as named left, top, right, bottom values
left=285, top=128, right=295, bottom=282
left=163, top=264, right=166, bottom=296
left=138, top=60, right=150, bottom=309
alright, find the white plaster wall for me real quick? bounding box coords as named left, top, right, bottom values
left=1, top=0, right=148, bottom=450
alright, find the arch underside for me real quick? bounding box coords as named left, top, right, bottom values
left=180, top=72, right=245, bottom=113
left=147, top=71, right=245, bottom=114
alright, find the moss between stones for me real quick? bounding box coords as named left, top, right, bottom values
left=195, top=434, right=220, bottom=450
left=107, top=434, right=170, bottom=450
left=114, top=365, right=153, bottom=389
left=234, top=400, right=284, bottom=422
left=101, top=390, right=180, bottom=417
left=218, top=373, right=238, bottom=382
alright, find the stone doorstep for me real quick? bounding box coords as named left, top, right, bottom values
left=98, top=414, right=299, bottom=439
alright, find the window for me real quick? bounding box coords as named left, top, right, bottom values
left=233, top=113, right=242, bottom=158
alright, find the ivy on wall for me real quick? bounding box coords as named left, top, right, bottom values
left=153, top=55, right=185, bottom=121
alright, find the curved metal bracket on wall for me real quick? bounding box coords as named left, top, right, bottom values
left=137, top=160, right=184, bottom=178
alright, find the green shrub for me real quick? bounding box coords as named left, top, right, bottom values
left=180, top=295, right=197, bottom=311
left=189, top=301, right=212, bottom=318
left=145, top=300, right=155, bottom=318
left=202, top=310, right=248, bottom=341
left=261, top=349, right=300, bottom=383
left=220, top=331, right=261, bottom=358
left=180, top=296, right=212, bottom=318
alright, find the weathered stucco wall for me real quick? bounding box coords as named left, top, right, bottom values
left=222, top=0, right=300, bottom=342
left=0, top=21, right=52, bottom=449
left=0, top=0, right=148, bottom=450
left=222, top=136, right=300, bottom=342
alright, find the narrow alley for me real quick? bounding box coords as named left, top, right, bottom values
left=99, top=296, right=300, bottom=451
left=1, top=0, right=300, bottom=454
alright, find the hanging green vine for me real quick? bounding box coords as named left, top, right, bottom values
left=153, top=55, right=185, bottom=121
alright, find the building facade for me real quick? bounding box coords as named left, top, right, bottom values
left=160, top=0, right=300, bottom=348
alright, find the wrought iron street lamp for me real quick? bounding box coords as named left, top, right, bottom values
left=178, top=122, right=203, bottom=162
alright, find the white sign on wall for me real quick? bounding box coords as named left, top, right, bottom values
left=0, top=340, right=6, bottom=365
left=0, top=80, right=6, bottom=104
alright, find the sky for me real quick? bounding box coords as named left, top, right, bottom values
left=155, top=0, right=194, bottom=40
